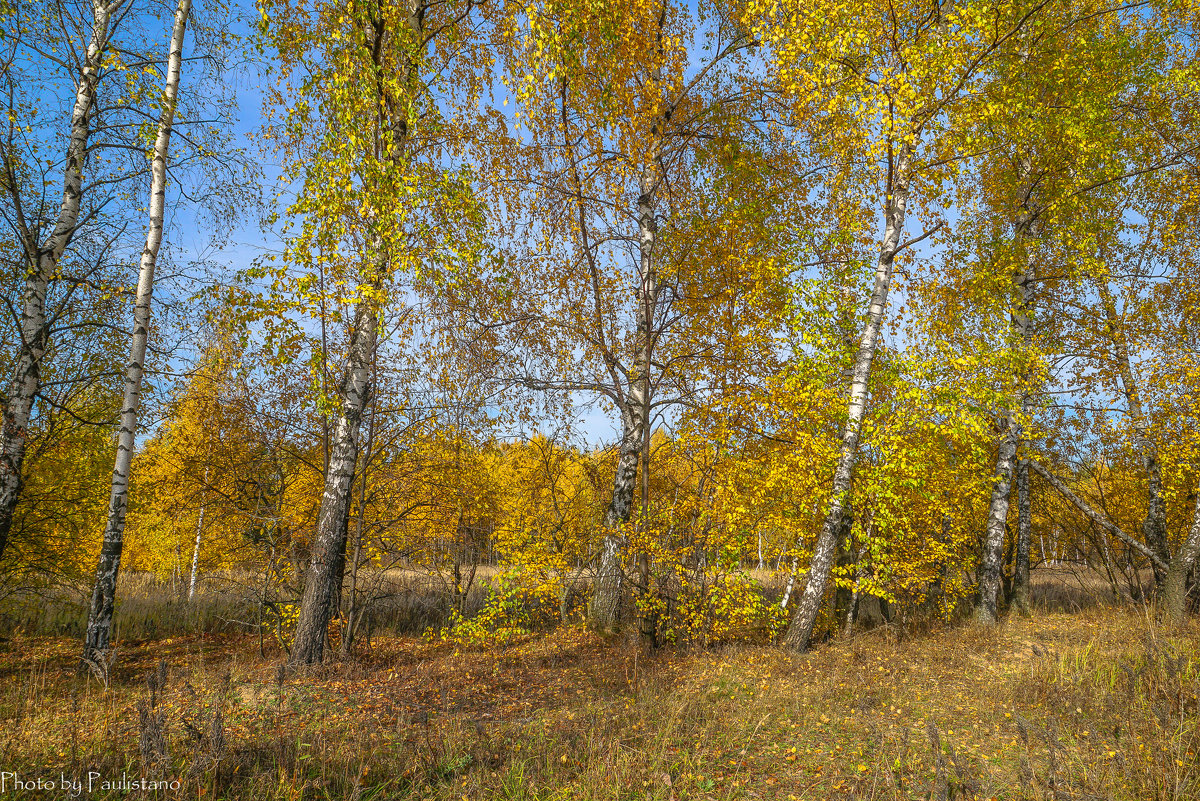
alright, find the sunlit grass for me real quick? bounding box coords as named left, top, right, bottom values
left=0, top=584, right=1195, bottom=799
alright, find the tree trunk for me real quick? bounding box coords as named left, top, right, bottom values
left=1163, top=488, right=1200, bottom=626
left=341, top=371, right=377, bottom=656
left=290, top=296, right=377, bottom=666
left=978, top=427, right=1018, bottom=623
left=1028, top=460, right=1168, bottom=573
left=843, top=540, right=868, bottom=636
left=188, top=457, right=212, bottom=601
left=589, top=89, right=663, bottom=632
left=781, top=141, right=913, bottom=652
left=590, top=401, right=641, bottom=628
left=635, top=158, right=659, bottom=649
left=1011, top=457, right=1032, bottom=613
left=0, top=0, right=115, bottom=561
left=1097, top=281, right=1170, bottom=584
left=978, top=168, right=1036, bottom=624
left=188, top=507, right=205, bottom=600
left=83, top=0, right=190, bottom=664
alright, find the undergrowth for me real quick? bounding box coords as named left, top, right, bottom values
left=0, top=604, right=1195, bottom=800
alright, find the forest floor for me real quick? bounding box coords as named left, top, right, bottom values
left=0, top=604, right=1196, bottom=800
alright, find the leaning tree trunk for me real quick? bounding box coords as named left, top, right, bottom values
left=1163, top=488, right=1200, bottom=626
left=781, top=141, right=913, bottom=652
left=82, top=0, right=190, bottom=665
left=0, top=0, right=115, bottom=562
left=289, top=296, right=377, bottom=666
left=1028, top=459, right=1168, bottom=574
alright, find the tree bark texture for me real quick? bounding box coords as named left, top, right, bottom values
left=289, top=298, right=377, bottom=666
left=978, top=427, right=1018, bottom=624
left=1163, top=489, right=1200, bottom=625
left=978, top=167, right=1036, bottom=624
left=341, top=376, right=376, bottom=656
left=781, top=142, right=913, bottom=652
left=188, top=465, right=209, bottom=601
left=288, top=0, right=428, bottom=665
left=1011, top=457, right=1033, bottom=613
left=83, top=0, right=190, bottom=663
left=0, top=0, right=117, bottom=562
left=589, top=63, right=664, bottom=632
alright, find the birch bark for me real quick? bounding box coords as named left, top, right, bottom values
left=976, top=275, right=1034, bottom=621
left=0, top=0, right=117, bottom=561
left=978, top=164, right=1036, bottom=624
left=83, top=0, right=191, bottom=663
left=635, top=155, right=660, bottom=647
left=188, top=464, right=210, bottom=600
left=978, top=426, right=1018, bottom=623
left=1011, top=456, right=1033, bottom=613
left=782, top=141, right=914, bottom=652
left=341, top=362, right=377, bottom=655
left=1163, top=487, right=1200, bottom=625
left=284, top=0, right=436, bottom=664
left=289, top=293, right=377, bottom=665
left=83, top=0, right=190, bottom=661
left=589, top=46, right=665, bottom=633
left=588, top=188, right=658, bottom=629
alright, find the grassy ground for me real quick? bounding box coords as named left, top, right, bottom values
left=0, top=592, right=1196, bottom=800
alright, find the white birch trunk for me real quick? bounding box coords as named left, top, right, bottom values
left=290, top=294, right=377, bottom=665
left=287, top=0, right=430, bottom=664
left=187, top=464, right=210, bottom=601
left=590, top=223, right=657, bottom=629
left=843, top=543, right=868, bottom=636
left=83, top=0, right=190, bottom=662
left=782, top=141, right=914, bottom=652
left=0, top=0, right=117, bottom=560
left=1011, top=457, right=1033, bottom=613
left=342, top=368, right=377, bottom=655
left=978, top=427, right=1018, bottom=623
left=978, top=162, right=1036, bottom=624
left=590, top=85, right=663, bottom=632
left=634, top=160, right=660, bottom=647
left=780, top=555, right=799, bottom=610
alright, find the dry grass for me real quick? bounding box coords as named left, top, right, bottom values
left=0, top=568, right=502, bottom=643
left=0, top=578, right=1196, bottom=800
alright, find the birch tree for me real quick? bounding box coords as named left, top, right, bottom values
left=1, top=0, right=246, bottom=570
left=82, top=0, right=192, bottom=664
left=484, top=0, right=764, bottom=632
left=972, top=4, right=1179, bottom=620
left=256, top=0, right=492, bottom=666
left=750, top=0, right=1058, bottom=651
left=0, top=0, right=121, bottom=561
